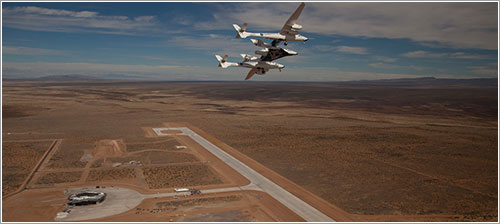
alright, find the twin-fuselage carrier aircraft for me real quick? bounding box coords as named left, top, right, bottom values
left=215, top=2, right=307, bottom=80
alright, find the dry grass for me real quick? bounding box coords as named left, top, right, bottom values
left=2, top=173, right=27, bottom=196
left=36, top=171, right=82, bottom=184
left=144, top=151, right=198, bottom=164
left=87, top=168, right=136, bottom=181
left=2, top=141, right=52, bottom=195
left=156, top=195, right=242, bottom=210
left=143, top=164, right=223, bottom=189
left=107, top=151, right=198, bottom=166
left=46, top=143, right=90, bottom=168
left=2, top=80, right=496, bottom=221
left=126, top=139, right=181, bottom=152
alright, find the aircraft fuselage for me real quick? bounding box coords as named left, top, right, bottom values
left=239, top=60, right=285, bottom=70
left=243, top=32, right=308, bottom=42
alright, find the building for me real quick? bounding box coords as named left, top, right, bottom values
left=67, top=191, right=106, bottom=206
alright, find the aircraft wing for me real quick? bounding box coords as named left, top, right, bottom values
left=245, top=68, right=257, bottom=80
left=280, top=2, right=305, bottom=35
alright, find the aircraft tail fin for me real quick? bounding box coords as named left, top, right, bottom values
left=250, top=38, right=265, bottom=47
left=233, top=23, right=249, bottom=38
left=215, top=54, right=231, bottom=68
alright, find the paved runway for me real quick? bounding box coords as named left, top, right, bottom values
left=157, top=127, right=334, bottom=222
left=61, top=127, right=334, bottom=222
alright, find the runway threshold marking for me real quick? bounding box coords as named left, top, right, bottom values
left=153, top=127, right=335, bottom=222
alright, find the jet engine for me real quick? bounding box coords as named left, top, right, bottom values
left=291, top=23, right=302, bottom=30
left=255, top=48, right=269, bottom=56
left=256, top=68, right=267, bottom=74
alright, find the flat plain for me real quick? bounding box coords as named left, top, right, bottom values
left=2, top=78, right=497, bottom=221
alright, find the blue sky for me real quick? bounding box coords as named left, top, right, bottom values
left=2, top=2, right=498, bottom=81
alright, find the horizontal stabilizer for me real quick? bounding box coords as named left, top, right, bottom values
left=250, top=38, right=266, bottom=47
left=240, top=54, right=259, bottom=62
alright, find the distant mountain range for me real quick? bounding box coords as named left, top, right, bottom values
left=2, top=75, right=497, bottom=86
left=2, top=74, right=104, bottom=81
left=35, top=74, right=103, bottom=81
left=345, top=76, right=497, bottom=86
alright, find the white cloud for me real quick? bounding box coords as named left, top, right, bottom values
left=311, top=45, right=337, bottom=52
left=12, top=6, right=98, bottom=17
left=2, top=6, right=162, bottom=35
left=167, top=35, right=257, bottom=58
left=336, top=46, right=368, bottom=54
left=368, top=63, right=427, bottom=71
left=3, top=46, right=67, bottom=55
left=466, top=66, right=498, bottom=76
left=449, top=52, right=490, bottom=59
left=369, top=63, right=400, bottom=69
left=373, top=56, right=397, bottom=62
left=207, top=2, right=497, bottom=50
left=402, top=50, right=447, bottom=58
left=402, top=50, right=492, bottom=59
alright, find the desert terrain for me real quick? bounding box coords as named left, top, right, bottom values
left=2, top=78, right=497, bottom=221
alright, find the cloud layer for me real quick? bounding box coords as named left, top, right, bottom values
left=3, top=46, right=67, bottom=55
left=208, top=2, right=497, bottom=50
left=2, top=6, right=161, bottom=35
left=402, top=50, right=492, bottom=59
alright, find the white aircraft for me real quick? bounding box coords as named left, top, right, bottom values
left=215, top=54, right=285, bottom=80
left=233, top=2, right=308, bottom=45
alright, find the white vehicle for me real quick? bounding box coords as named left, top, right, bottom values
left=215, top=54, right=285, bottom=80
left=233, top=2, right=307, bottom=45
left=174, top=188, right=190, bottom=192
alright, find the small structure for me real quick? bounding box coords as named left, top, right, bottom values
left=175, top=145, right=187, bottom=149
left=128, top=161, right=142, bottom=166
left=55, top=208, right=71, bottom=219
left=67, top=191, right=106, bottom=206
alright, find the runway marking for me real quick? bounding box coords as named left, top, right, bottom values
left=153, top=127, right=334, bottom=222
left=152, top=128, right=186, bottom=136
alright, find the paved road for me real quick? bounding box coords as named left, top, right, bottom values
left=156, top=127, right=334, bottom=222
left=58, top=186, right=247, bottom=221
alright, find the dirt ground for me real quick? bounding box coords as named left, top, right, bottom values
left=142, top=164, right=223, bottom=189
left=2, top=140, right=53, bottom=195
left=91, top=191, right=303, bottom=222
left=2, top=80, right=497, bottom=221
left=36, top=171, right=83, bottom=185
